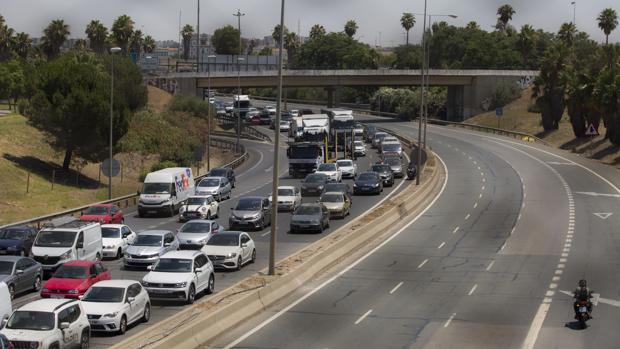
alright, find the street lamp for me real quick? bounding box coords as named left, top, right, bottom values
left=571, top=1, right=576, bottom=25
left=207, top=54, right=216, bottom=171
left=108, top=46, right=121, bottom=199
left=196, top=0, right=200, bottom=73
left=235, top=57, right=244, bottom=153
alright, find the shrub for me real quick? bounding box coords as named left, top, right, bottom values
left=489, top=82, right=521, bottom=110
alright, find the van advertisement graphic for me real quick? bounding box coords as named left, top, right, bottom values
left=174, top=169, right=192, bottom=192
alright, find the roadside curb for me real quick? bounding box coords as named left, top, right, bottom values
left=110, top=147, right=444, bottom=349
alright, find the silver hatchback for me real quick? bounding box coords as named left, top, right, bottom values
left=177, top=220, right=222, bottom=250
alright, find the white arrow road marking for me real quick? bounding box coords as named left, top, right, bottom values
left=575, top=191, right=620, bottom=198
left=593, top=212, right=613, bottom=219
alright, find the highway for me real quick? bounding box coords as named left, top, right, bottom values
left=11, top=126, right=412, bottom=349
left=210, top=105, right=620, bottom=349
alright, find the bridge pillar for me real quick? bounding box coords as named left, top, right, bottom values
left=177, top=77, right=201, bottom=97
left=447, top=86, right=464, bottom=121
left=326, top=87, right=341, bottom=108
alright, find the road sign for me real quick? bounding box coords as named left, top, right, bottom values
left=101, top=159, right=120, bottom=177
left=495, top=107, right=503, bottom=117
left=585, top=123, right=598, bottom=136
left=193, top=146, right=205, bottom=162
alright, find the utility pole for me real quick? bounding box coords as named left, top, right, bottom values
left=233, top=9, right=245, bottom=153
left=417, top=0, right=427, bottom=186
left=108, top=47, right=121, bottom=199
left=571, top=1, right=576, bottom=25
left=207, top=54, right=216, bottom=171
left=178, top=10, right=181, bottom=58
left=196, top=0, right=200, bottom=73
left=269, top=0, right=286, bottom=276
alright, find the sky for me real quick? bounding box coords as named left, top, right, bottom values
left=1, top=0, right=619, bottom=46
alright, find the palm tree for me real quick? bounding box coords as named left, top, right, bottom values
left=181, top=24, right=194, bottom=61
left=85, top=20, right=108, bottom=53
left=597, top=8, right=618, bottom=45
left=111, top=15, right=134, bottom=54
left=130, top=29, right=143, bottom=59
left=309, top=24, right=326, bottom=41
left=0, top=16, right=15, bottom=61
left=532, top=42, right=569, bottom=131
left=344, top=20, right=358, bottom=38
left=11, top=32, right=31, bottom=59
left=400, top=13, right=415, bottom=45
left=466, top=21, right=480, bottom=30
left=557, top=22, right=577, bottom=47
left=517, top=24, right=535, bottom=67
left=142, top=35, right=156, bottom=53
left=41, top=19, right=70, bottom=59
left=496, top=4, right=516, bottom=32
left=73, top=38, right=88, bottom=51
left=272, top=24, right=287, bottom=46
left=284, top=31, right=299, bottom=62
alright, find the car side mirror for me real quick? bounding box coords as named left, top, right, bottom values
left=90, top=273, right=97, bottom=278
left=1, top=318, right=7, bottom=327
left=241, top=243, right=247, bottom=248
left=76, top=242, right=84, bottom=249
left=146, top=265, right=153, bottom=271
left=127, top=296, right=136, bottom=303
left=15, top=269, right=23, bottom=275
left=195, top=267, right=203, bottom=273
left=164, top=242, right=171, bottom=247
left=60, top=322, right=70, bottom=330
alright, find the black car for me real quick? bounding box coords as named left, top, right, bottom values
left=364, top=125, right=378, bottom=143
left=0, top=226, right=38, bottom=256
left=371, top=164, right=395, bottom=187
left=324, top=182, right=353, bottom=203
left=290, top=203, right=330, bottom=233
left=208, top=167, right=236, bottom=188
left=301, top=173, right=328, bottom=196
left=354, top=172, right=383, bottom=195
left=298, top=108, right=314, bottom=116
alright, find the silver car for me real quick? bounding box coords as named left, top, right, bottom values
left=229, top=196, right=272, bottom=230
left=177, top=220, right=222, bottom=250
left=123, top=230, right=179, bottom=269
left=383, top=157, right=404, bottom=178
left=196, top=177, right=232, bottom=201
left=0, top=256, right=42, bottom=299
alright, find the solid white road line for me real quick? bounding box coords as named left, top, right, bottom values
left=389, top=282, right=404, bottom=294
left=486, top=260, right=495, bottom=271
left=444, top=313, right=457, bottom=328
left=468, top=284, right=478, bottom=296
left=417, top=259, right=428, bottom=269
left=354, top=309, right=373, bottom=325
left=221, top=153, right=449, bottom=349
left=237, top=148, right=265, bottom=178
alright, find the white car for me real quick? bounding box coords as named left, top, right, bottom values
left=265, top=105, right=276, bottom=113
left=354, top=140, right=366, bottom=156
left=290, top=109, right=300, bottom=117
left=279, top=120, right=290, bottom=132
left=195, top=176, right=232, bottom=201
left=336, top=159, right=357, bottom=179
left=179, top=195, right=219, bottom=222
left=269, top=186, right=302, bottom=211
left=202, top=232, right=256, bottom=270
left=315, top=163, right=342, bottom=182
left=81, top=280, right=150, bottom=335
left=1, top=298, right=90, bottom=349
left=141, top=250, right=214, bottom=304
left=101, top=224, right=136, bottom=259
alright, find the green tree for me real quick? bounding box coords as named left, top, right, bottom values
left=496, top=4, right=516, bottom=33
left=181, top=24, right=194, bottom=61
left=130, top=29, right=143, bottom=59
left=11, top=32, right=31, bottom=60
left=593, top=48, right=620, bottom=143
left=597, top=8, right=618, bottom=45
left=73, top=38, right=88, bottom=51
left=557, top=22, right=577, bottom=47
left=85, top=20, right=108, bottom=54
left=344, top=20, right=358, bottom=38
left=532, top=42, right=569, bottom=131
left=400, top=13, right=415, bottom=45
left=392, top=44, right=422, bottom=69
left=517, top=24, right=535, bottom=67
left=111, top=15, right=134, bottom=54
left=0, top=15, right=15, bottom=61
left=258, top=46, right=272, bottom=55
left=466, top=21, right=480, bottom=30
left=211, top=25, right=240, bottom=55
left=142, top=35, right=156, bottom=53
left=272, top=24, right=288, bottom=46
left=284, top=32, right=299, bottom=63
left=294, top=32, right=378, bottom=69
left=309, top=24, right=326, bottom=40
left=41, top=19, right=70, bottom=59
left=0, top=60, right=25, bottom=109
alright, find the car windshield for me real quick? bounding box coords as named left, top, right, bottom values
left=385, top=158, right=402, bottom=166
left=207, top=234, right=239, bottom=246
left=278, top=188, right=295, bottom=196
left=290, top=146, right=321, bottom=159
left=34, top=231, right=76, bottom=248
left=84, top=206, right=109, bottom=215
left=82, top=287, right=125, bottom=303
left=375, top=133, right=387, bottom=140
left=134, top=235, right=163, bottom=247
left=199, top=178, right=220, bottom=187
left=235, top=199, right=261, bottom=211
left=325, top=184, right=346, bottom=192
left=372, top=165, right=390, bottom=172
left=383, top=144, right=401, bottom=151
left=187, top=197, right=209, bottom=205
left=354, top=141, right=364, bottom=146
left=153, top=258, right=193, bottom=273
left=143, top=183, right=171, bottom=194
left=6, top=311, right=55, bottom=331
left=101, top=227, right=120, bottom=239
left=53, top=265, right=88, bottom=279
left=295, top=206, right=321, bottom=215
left=318, top=164, right=337, bottom=171
left=337, top=160, right=353, bottom=167
left=305, top=174, right=326, bottom=183
left=0, top=261, right=14, bottom=275
left=321, top=194, right=343, bottom=203
left=180, top=222, right=211, bottom=233
left=0, top=229, right=27, bottom=240
left=358, top=173, right=377, bottom=181
left=209, top=169, right=227, bottom=177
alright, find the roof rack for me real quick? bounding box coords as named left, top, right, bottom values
left=42, top=217, right=97, bottom=230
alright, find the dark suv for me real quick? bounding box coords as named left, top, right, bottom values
left=208, top=167, right=236, bottom=188
left=0, top=226, right=38, bottom=256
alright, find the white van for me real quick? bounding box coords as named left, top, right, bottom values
left=31, top=220, right=103, bottom=274
left=138, top=168, right=195, bottom=217
left=0, top=282, right=11, bottom=325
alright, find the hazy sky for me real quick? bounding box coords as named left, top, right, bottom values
left=2, top=0, right=619, bottom=46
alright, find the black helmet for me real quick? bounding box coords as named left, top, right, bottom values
left=579, top=279, right=587, bottom=288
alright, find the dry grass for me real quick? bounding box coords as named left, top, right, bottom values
left=466, top=88, right=620, bottom=169
left=147, top=85, right=173, bottom=113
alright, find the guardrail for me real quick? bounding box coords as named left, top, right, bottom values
left=215, top=114, right=273, bottom=143
left=0, top=138, right=248, bottom=230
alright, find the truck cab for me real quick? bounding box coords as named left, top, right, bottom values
left=287, top=142, right=325, bottom=178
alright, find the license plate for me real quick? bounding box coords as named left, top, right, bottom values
left=151, top=289, right=172, bottom=294
left=0, top=250, right=6, bottom=255
left=50, top=294, right=65, bottom=299
left=579, top=306, right=588, bottom=312
left=148, top=210, right=157, bottom=214
left=299, top=225, right=310, bottom=228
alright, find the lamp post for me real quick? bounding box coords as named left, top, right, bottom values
left=416, top=0, right=427, bottom=186
left=269, top=0, right=286, bottom=276
left=207, top=54, right=216, bottom=171
left=196, top=0, right=200, bottom=73
left=571, top=1, right=576, bottom=25
left=108, top=47, right=121, bottom=199
left=233, top=9, right=245, bottom=153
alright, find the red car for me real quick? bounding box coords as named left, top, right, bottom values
left=40, top=260, right=111, bottom=299
left=250, top=114, right=262, bottom=125
left=80, top=204, right=124, bottom=224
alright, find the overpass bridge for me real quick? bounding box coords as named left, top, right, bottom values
left=157, top=69, right=538, bottom=120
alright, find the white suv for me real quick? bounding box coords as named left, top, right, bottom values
left=141, top=250, right=214, bottom=304
left=1, top=298, right=90, bottom=349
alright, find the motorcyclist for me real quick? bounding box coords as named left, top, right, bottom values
left=573, top=279, right=593, bottom=319
left=406, top=162, right=417, bottom=180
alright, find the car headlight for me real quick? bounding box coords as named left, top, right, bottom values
left=200, top=206, right=208, bottom=212
left=174, top=282, right=187, bottom=288
left=6, top=246, right=18, bottom=250
left=317, top=185, right=324, bottom=190
left=124, top=253, right=131, bottom=258
left=42, top=288, right=50, bottom=293
left=373, top=183, right=380, bottom=187
left=59, top=250, right=72, bottom=260
left=102, top=312, right=118, bottom=318
left=226, top=252, right=237, bottom=258
left=27, top=342, right=40, bottom=349
left=141, top=281, right=150, bottom=287
left=68, top=289, right=78, bottom=294
left=179, top=206, right=186, bottom=213
left=311, top=220, right=320, bottom=225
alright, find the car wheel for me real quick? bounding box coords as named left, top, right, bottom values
left=80, top=329, right=90, bottom=349
left=187, top=284, right=196, bottom=304
left=7, top=284, right=15, bottom=299
left=236, top=256, right=243, bottom=270
left=206, top=275, right=215, bottom=294
left=121, top=218, right=125, bottom=224
left=116, top=248, right=122, bottom=259
left=216, top=207, right=220, bottom=218
left=95, top=253, right=101, bottom=261
left=169, top=205, right=175, bottom=217
left=142, top=303, right=151, bottom=323
left=259, top=218, right=265, bottom=230
left=118, top=315, right=127, bottom=335
left=33, top=275, right=42, bottom=291
left=206, top=211, right=211, bottom=220
left=19, top=249, right=25, bottom=257
left=251, top=249, right=256, bottom=263
left=318, top=224, right=324, bottom=234
left=138, top=211, right=144, bottom=218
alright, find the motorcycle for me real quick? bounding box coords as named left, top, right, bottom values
left=576, top=300, right=591, bottom=329
left=406, top=165, right=417, bottom=180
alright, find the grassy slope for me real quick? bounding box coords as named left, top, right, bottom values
left=465, top=88, right=620, bottom=169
